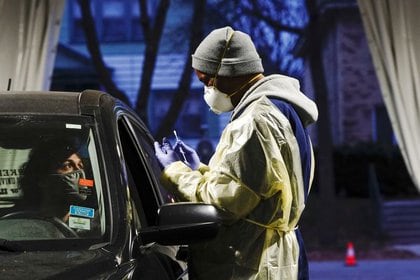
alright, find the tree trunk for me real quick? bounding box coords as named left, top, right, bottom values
left=77, top=0, right=129, bottom=104
left=154, top=0, right=206, bottom=140
left=305, top=0, right=335, bottom=201
left=305, top=0, right=336, bottom=245
left=135, top=0, right=170, bottom=126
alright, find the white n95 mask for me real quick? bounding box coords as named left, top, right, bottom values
left=204, top=85, right=234, bottom=114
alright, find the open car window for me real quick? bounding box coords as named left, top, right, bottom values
left=0, top=115, right=105, bottom=245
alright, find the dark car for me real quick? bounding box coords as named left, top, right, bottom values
left=0, top=90, right=222, bottom=279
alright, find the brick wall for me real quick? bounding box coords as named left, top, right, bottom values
left=336, top=9, right=383, bottom=143
left=306, top=7, right=385, bottom=145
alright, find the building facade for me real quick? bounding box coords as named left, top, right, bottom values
left=303, top=0, right=393, bottom=146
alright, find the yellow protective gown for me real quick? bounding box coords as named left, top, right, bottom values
left=161, top=75, right=318, bottom=280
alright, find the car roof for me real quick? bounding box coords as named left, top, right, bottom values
left=0, top=90, right=108, bottom=115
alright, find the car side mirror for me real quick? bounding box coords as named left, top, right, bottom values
left=139, top=202, right=228, bottom=245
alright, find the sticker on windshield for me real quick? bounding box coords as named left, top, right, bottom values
left=69, top=205, right=95, bottom=218
left=69, top=216, right=91, bottom=230
left=78, top=178, right=94, bottom=196
left=78, top=178, right=94, bottom=187
left=65, top=123, right=82, bottom=129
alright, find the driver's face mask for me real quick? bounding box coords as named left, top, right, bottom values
left=46, top=170, right=87, bottom=202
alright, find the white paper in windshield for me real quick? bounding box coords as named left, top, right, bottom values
left=0, top=148, right=30, bottom=200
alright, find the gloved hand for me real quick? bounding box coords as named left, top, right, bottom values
left=174, top=140, right=201, bottom=170
left=154, top=138, right=180, bottom=169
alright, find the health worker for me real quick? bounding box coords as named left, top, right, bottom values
left=154, top=26, right=318, bottom=280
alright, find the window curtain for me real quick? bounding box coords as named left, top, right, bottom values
left=0, top=0, right=65, bottom=91
left=358, top=0, right=420, bottom=192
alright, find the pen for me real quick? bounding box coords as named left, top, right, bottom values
left=173, top=130, right=188, bottom=163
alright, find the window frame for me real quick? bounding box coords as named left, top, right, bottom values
left=116, top=112, right=163, bottom=228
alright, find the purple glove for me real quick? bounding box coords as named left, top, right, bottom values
left=174, top=140, right=201, bottom=170
left=154, top=138, right=180, bottom=168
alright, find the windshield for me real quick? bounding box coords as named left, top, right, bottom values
left=0, top=115, right=105, bottom=245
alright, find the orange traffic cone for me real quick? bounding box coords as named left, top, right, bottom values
left=345, top=242, right=357, bottom=266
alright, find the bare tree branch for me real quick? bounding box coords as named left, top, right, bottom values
left=135, top=0, right=170, bottom=126
left=241, top=6, right=304, bottom=35
left=77, top=0, right=129, bottom=104
left=155, top=0, right=206, bottom=139
left=139, top=0, right=151, bottom=44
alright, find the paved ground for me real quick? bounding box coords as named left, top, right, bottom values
left=308, top=244, right=420, bottom=279
left=393, top=244, right=420, bottom=255
left=309, top=259, right=420, bottom=279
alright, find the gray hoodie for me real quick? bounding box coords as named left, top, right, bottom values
left=232, top=74, right=318, bottom=127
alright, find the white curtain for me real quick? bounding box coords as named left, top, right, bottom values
left=0, top=0, right=65, bottom=91
left=358, top=0, right=420, bottom=192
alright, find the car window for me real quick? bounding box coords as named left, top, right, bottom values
left=124, top=117, right=177, bottom=204
left=117, top=115, right=162, bottom=227
left=0, top=115, right=105, bottom=243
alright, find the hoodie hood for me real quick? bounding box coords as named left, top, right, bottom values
left=232, top=74, right=318, bottom=126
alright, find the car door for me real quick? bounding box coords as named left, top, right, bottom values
left=115, top=110, right=186, bottom=279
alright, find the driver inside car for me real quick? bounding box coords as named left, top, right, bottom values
left=19, top=137, right=99, bottom=236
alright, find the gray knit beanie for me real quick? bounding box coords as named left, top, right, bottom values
left=192, top=26, right=264, bottom=77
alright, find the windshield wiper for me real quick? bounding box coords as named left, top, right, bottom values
left=0, top=238, right=22, bottom=252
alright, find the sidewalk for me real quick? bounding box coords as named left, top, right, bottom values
left=308, top=243, right=420, bottom=279
left=392, top=244, right=420, bottom=256
left=309, top=259, right=420, bottom=279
